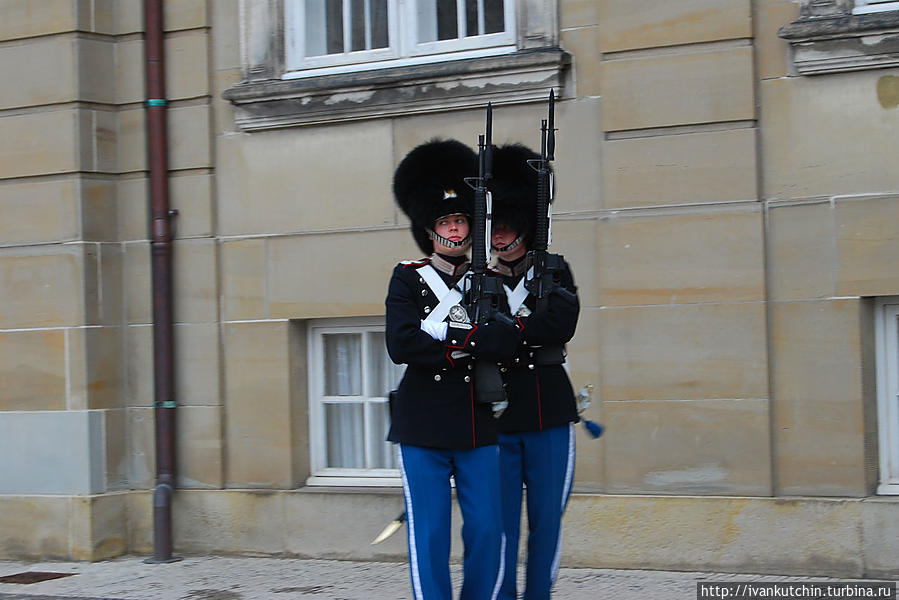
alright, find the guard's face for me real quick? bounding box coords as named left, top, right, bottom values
left=432, top=215, right=470, bottom=256
left=492, top=223, right=527, bottom=261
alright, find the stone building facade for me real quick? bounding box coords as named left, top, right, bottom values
left=1, top=0, right=898, bottom=578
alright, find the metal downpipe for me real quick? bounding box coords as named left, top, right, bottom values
left=144, top=0, right=180, bottom=565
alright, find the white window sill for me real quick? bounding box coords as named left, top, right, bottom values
left=222, top=47, right=571, bottom=130
left=778, top=10, right=899, bottom=75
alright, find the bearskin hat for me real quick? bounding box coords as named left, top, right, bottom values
left=490, top=143, right=550, bottom=250
left=393, top=138, right=477, bottom=255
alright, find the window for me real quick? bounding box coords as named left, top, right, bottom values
left=284, top=0, right=516, bottom=77
left=307, top=317, right=404, bottom=485
left=853, top=0, right=899, bottom=14
left=225, top=0, right=567, bottom=130
left=875, top=298, right=899, bottom=494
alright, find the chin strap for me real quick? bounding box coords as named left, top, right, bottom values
left=427, top=229, right=471, bottom=249
left=492, top=235, right=523, bottom=253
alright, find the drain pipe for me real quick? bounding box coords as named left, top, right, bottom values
left=144, top=0, right=180, bottom=564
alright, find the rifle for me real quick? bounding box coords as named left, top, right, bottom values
left=525, top=90, right=576, bottom=311
left=464, top=102, right=514, bottom=405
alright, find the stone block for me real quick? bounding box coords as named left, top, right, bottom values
left=124, top=325, right=153, bottom=408
left=127, top=491, right=153, bottom=554
left=217, top=119, right=394, bottom=236
left=167, top=31, right=210, bottom=100
left=601, top=46, right=755, bottom=132
left=564, top=495, right=863, bottom=576
left=561, top=0, right=600, bottom=29
left=0, top=410, right=105, bottom=494
left=177, top=406, right=224, bottom=489
left=598, top=303, right=769, bottom=401
left=767, top=201, right=835, bottom=300
left=97, top=242, right=124, bottom=325
left=597, top=0, right=752, bottom=53
left=71, top=493, right=128, bottom=560
left=862, top=499, right=899, bottom=578
left=223, top=321, right=294, bottom=487
left=268, top=229, right=410, bottom=319
left=761, top=76, right=899, bottom=199
left=165, top=0, right=208, bottom=31
left=284, top=490, right=411, bottom=559
left=85, top=0, right=117, bottom=35
left=771, top=299, right=870, bottom=496
left=0, top=495, right=73, bottom=559
left=0, top=110, right=78, bottom=178
left=555, top=218, right=600, bottom=307
left=0, top=245, right=85, bottom=328
left=114, top=0, right=142, bottom=34
left=602, top=128, right=758, bottom=209
left=82, top=109, right=121, bottom=174
left=174, top=323, right=221, bottom=406
left=598, top=205, right=765, bottom=305
left=0, top=0, right=79, bottom=41
left=81, top=178, right=118, bottom=242
left=0, top=329, right=66, bottom=411
left=561, top=26, right=601, bottom=97
left=0, top=36, right=77, bottom=109
left=757, top=0, right=799, bottom=80
left=115, top=39, right=145, bottom=105
left=77, top=37, right=115, bottom=104
left=211, top=1, right=241, bottom=71
left=554, top=98, right=604, bottom=214
left=173, top=490, right=286, bottom=554
left=0, top=178, right=79, bottom=245
left=105, top=409, right=128, bottom=491
left=213, top=69, right=242, bottom=135
left=124, top=242, right=152, bottom=324
left=566, top=308, right=605, bottom=490
left=67, top=326, right=123, bottom=410
left=127, top=407, right=155, bottom=488
left=172, top=238, right=217, bottom=323
left=118, top=177, right=149, bottom=242
left=835, top=195, right=899, bottom=297
left=118, top=108, right=146, bottom=174
left=168, top=105, right=212, bottom=170
left=602, top=399, right=771, bottom=495
left=170, top=173, right=214, bottom=238
left=221, top=238, right=267, bottom=321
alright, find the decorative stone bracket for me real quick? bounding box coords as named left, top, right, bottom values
left=779, top=1, right=899, bottom=75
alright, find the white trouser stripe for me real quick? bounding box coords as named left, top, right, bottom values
left=397, top=446, right=424, bottom=600
left=490, top=533, right=506, bottom=600
left=550, top=423, right=576, bottom=583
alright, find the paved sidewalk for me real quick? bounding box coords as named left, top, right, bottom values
left=0, top=556, right=893, bottom=600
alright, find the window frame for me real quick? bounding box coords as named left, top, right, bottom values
left=283, top=0, right=517, bottom=79
left=875, top=297, right=899, bottom=495
left=853, top=0, right=899, bottom=14
left=306, top=316, right=402, bottom=487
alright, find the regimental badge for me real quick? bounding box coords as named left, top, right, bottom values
left=449, top=304, right=470, bottom=323
left=516, top=305, right=532, bottom=318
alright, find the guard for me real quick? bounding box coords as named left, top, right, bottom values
left=386, top=138, right=520, bottom=600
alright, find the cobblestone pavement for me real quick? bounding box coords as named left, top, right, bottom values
left=0, top=556, right=894, bottom=600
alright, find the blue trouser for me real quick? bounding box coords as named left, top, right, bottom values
left=398, top=443, right=506, bottom=600
left=497, top=424, right=575, bottom=600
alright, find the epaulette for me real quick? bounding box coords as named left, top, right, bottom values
left=400, top=258, right=431, bottom=268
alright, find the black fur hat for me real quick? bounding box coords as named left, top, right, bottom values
left=393, top=138, right=477, bottom=255
left=490, top=143, right=548, bottom=250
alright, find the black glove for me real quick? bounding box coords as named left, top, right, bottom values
left=464, top=320, right=521, bottom=361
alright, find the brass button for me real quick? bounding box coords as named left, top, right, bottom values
left=421, top=289, right=428, bottom=297
left=500, top=367, right=507, bottom=373
left=434, top=374, right=442, bottom=382
left=451, top=339, right=458, bottom=345
left=467, top=364, right=474, bottom=370
left=424, top=306, right=431, bottom=313
left=469, top=341, right=476, bottom=347
left=464, top=375, right=471, bottom=383
left=514, top=358, right=520, bottom=364
left=528, top=364, right=535, bottom=370
left=419, top=277, right=426, bottom=284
